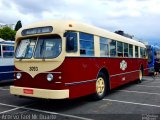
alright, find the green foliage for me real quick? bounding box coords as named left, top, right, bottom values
left=15, top=20, right=22, bottom=31
left=0, top=27, right=16, bottom=40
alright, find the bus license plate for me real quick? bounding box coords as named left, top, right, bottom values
left=23, top=89, right=33, bottom=94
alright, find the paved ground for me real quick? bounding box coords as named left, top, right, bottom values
left=0, top=76, right=160, bottom=120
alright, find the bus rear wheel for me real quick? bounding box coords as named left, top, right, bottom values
left=92, top=73, right=107, bottom=100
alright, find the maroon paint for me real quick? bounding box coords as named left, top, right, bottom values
left=14, top=57, right=148, bottom=99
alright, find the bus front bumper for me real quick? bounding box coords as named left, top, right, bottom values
left=10, top=86, right=69, bottom=99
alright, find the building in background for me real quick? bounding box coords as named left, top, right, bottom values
left=0, top=22, right=15, bottom=30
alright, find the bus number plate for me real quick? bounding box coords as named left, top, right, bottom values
left=29, top=66, right=38, bottom=71
left=23, top=89, right=33, bottom=94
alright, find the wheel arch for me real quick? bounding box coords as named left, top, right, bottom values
left=97, top=67, right=110, bottom=91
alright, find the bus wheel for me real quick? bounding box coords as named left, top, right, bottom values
left=93, top=73, right=107, bottom=100
left=138, top=70, right=143, bottom=83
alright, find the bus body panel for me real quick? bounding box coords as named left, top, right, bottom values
left=0, top=66, right=14, bottom=81
left=13, top=57, right=148, bottom=99
left=0, top=41, right=14, bottom=82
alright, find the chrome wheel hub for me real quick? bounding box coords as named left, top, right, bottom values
left=96, top=77, right=105, bottom=96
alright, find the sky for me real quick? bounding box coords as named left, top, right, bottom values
left=0, top=0, right=160, bottom=44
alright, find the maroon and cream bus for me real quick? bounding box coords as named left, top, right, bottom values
left=10, top=20, right=148, bottom=100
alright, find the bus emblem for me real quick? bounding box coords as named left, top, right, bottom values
left=120, top=60, right=127, bottom=71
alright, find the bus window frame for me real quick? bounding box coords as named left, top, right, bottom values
left=109, top=39, right=117, bottom=57
left=117, top=41, right=123, bottom=57
left=140, top=47, right=146, bottom=58
left=124, top=43, right=129, bottom=58
left=15, top=37, right=37, bottom=59
left=135, top=46, right=139, bottom=58
left=129, top=44, right=133, bottom=58
left=2, top=44, right=14, bottom=58
left=100, top=37, right=109, bottom=57
left=34, top=35, right=62, bottom=59
left=0, top=45, right=1, bottom=58
left=65, top=31, right=78, bottom=53
left=15, top=35, right=62, bottom=59
left=79, top=32, right=94, bottom=56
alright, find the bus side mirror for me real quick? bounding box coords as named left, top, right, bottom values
left=66, top=32, right=77, bottom=52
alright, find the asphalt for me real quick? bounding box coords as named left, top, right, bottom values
left=0, top=76, right=160, bottom=120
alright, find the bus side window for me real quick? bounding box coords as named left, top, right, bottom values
left=117, top=41, right=123, bottom=57
left=79, top=32, right=94, bottom=56
left=124, top=43, right=129, bottom=57
left=140, top=47, right=146, bottom=58
left=65, top=32, right=78, bottom=52
left=109, top=40, right=116, bottom=57
left=0, top=45, right=1, bottom=58
left=100, top=37, right=109, bottom=56
left=129, top=44, right=133, bottom=58
left=2, top=45, right=14, bottom=58
left=135, top=46, right=139, bottom=58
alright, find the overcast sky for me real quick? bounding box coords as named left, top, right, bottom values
left=0, top=0, right=159, bottom=44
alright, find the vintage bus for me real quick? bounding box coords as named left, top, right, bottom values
left=147, top=45, right=160, bottom=74
left=0, top=39, right=14, bottom=83
left=10, top=20, right=148, bottom=100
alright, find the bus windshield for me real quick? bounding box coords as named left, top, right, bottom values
left=15, top=35, right=62, bottom=59
left=34, top=36, right=62, bottom=59
left=15, top=38, right=36, bottom=59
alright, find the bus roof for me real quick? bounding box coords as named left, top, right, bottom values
left=17, top=20, right=146, bottom=48
left=0, top=38, right=4, bottom=42
left=0, top=40, right=14, bottom=45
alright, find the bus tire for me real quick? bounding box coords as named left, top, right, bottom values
left=92, top=72, right=107, bottom=100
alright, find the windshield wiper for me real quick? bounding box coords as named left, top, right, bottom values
left=40, top=39, right=45, bottom=60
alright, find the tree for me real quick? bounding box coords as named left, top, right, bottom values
left=15, top=20, right=22, bottom=31
left=0, top=27, right=16, bottom=41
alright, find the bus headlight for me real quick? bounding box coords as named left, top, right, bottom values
left=16, top=73, right=22, bottom=79
left=47, top=74, right=53, bottom=82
